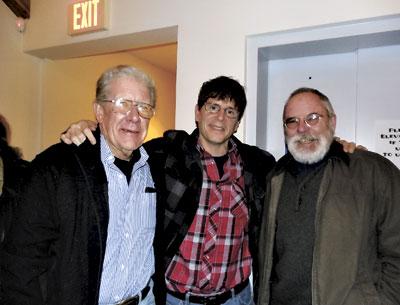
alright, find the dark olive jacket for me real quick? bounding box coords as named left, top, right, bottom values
left=258, top=142, right=400, bottom=305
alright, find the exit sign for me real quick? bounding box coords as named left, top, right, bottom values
left=68, top=0, right=108, bottom=36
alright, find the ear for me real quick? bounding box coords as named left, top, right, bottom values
left=330, top=114, right=337, bottom=131
left=233, top=120, right=240, bottom=133
left=194, top=105, right=201, bottom=124
left=93, top=102, right=104, bottom=123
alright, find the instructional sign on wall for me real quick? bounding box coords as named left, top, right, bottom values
left=375, top=121, right=400, bottom=168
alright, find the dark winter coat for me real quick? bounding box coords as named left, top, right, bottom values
left=257, top=142, right=400, bottom=305
left=0, top=129, right=157, bottom=305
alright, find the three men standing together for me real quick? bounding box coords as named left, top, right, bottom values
left=1, top=65, right=399, bottom=305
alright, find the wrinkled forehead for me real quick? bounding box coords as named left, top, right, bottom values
left=107, top=77, right=150, bottom=99
left=284, top=92, right=327, bottom=118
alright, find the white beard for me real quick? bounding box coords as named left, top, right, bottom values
left=286, top=132, right=333, bottom=164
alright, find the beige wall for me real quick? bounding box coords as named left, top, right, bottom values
left=0, top=1, right=42, bottom=160
left=1, top=0, right=400, bottom=158
left=0, top=1, right=175, bottom=160
left=21, top=0, right=400, bottom=135
left=41, top=53, right=175, bottom=151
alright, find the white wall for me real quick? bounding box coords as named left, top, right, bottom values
left=4, top=0, right=400, bottom=158
left=24, top=0, right=400, bottom=133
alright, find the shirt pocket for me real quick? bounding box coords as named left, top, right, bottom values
left=230, top=200, right=249, bottom=236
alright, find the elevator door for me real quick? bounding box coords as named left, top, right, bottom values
left=262, top=44, right=400, bottom=161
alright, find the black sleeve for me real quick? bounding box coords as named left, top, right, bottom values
left=0, top=161, right=59, bottom=305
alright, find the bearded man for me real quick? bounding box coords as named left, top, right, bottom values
left=257, top=88, right=400, bottom=305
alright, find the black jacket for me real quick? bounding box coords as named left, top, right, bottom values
left=0, top=139, right=29, bottom=244
left=0, top=140, right=29, bottom=302
left=145, top=129, right=275, bottom=304
left=1, top=129, right=123, bottom=305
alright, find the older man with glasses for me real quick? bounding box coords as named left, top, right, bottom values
left=58, top=79, right=361, bottom=305
left=60, top=75, right=277, bottom=305
left=1, top=65, right=159, bottom=305
left=257, top=87, right=400, bottom=305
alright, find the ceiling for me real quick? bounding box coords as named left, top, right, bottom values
left=127, top=43, right=177, bottom=74
left=2, top=0, right=29, bottom=18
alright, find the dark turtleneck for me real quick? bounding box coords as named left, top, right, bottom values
left=271, top=155, right=328, bottom=305
left=113, top=149, right=141, bottom=184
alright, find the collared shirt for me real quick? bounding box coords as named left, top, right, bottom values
left=165, top=139, right=251, bottom=295
left=98, top=135, right=156, bottom=305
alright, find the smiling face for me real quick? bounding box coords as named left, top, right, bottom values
left=284, top=92, right=336, bottom=164
left=195, top=98, right=240, bottom=156
left=94, top=76, right=151, bottom=160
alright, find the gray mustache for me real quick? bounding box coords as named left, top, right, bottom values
left=294, top=134, right=318, bottom=143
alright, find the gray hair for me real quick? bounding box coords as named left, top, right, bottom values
left=284, top=87, right=335, bottom=119
left=95, top=65, right=156, bottom=107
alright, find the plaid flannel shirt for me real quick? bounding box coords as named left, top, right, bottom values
left=165, top=140, right=251, bottom=294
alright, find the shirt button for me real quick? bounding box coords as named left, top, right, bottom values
left=121, top=264, right=125, bottom=270
left=125, top=233, right=130, bottom=238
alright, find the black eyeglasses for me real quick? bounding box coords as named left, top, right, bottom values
left=100, top=97, right=155, bottom=119
left=284, top=113, right=324, bottom=129
left=204, top=103, right=239, bottom=119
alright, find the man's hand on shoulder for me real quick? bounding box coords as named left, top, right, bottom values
left=334, top=136, right=367, bottom=153
left=60, top=120, right=97, bottom=146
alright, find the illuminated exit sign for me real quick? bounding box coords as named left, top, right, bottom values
left=68, top=0, right=108, bottom=36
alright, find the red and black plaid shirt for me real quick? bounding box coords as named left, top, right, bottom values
left=165, top=140, right=251, bottom=295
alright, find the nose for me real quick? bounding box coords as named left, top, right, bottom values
left=125, top=105, right=140, bottom=122
left=297, top=119, right=309, bottom=133
left=216, top=108, right=227, bottom=120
